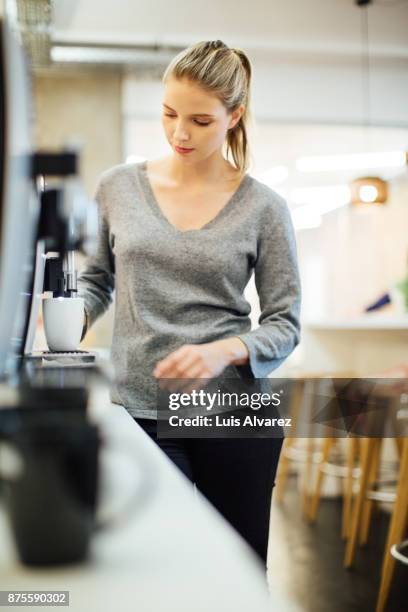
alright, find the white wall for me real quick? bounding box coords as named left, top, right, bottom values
left=250, top=55, right=408, bottom=127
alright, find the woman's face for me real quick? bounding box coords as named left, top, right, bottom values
left=162, top=77, right=243, bottom=164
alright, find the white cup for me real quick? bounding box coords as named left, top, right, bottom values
left=42, top=297, right=85, bottom=352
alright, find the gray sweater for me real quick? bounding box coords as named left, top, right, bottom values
left=77, top=161, right=301, bottom=419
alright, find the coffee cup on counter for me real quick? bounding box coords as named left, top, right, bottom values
left=42, top=297, right=85, bottom=352
left=0, top=415, right=154, bottom=566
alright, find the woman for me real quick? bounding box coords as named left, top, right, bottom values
left=78, top=40, right=301, bottom=567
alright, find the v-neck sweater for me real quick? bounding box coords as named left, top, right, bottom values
left=77, top=161, right=301, bottom=419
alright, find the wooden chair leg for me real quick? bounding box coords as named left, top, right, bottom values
left=394, top=436, right=403, bottom=459
left=376, top=438, right=408, bottom=612
left=342, top=437, right=359, bottom=540
left=308, top=437, right=335, bottom=523
left=344, top=438, right=377, bottom=568
left=359, top=438, right=382, bottom=546
left=301, top=379, right=320, bottom=518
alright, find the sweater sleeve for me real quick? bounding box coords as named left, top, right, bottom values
left=77, top=179, right=115, bottom=334
left=236, top=194, right=301, bottom=378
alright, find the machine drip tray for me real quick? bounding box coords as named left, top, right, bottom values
left=26, top=350, right=96, bottom=366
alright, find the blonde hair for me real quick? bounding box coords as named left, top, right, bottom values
left=163, top=40, right=252, bottom=176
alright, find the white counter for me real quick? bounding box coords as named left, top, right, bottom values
left=0, top=382, right=299, bottom=612
left=303, top=315, right=408, bottom=331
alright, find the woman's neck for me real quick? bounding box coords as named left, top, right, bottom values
left=165, top=152, right=239, bottom=188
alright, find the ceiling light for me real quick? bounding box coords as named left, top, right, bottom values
left=359, top=185, right=378, bottom=203
left=350, top=176, right=388, bottom=205
left=51, top=45, right=175, bottom=66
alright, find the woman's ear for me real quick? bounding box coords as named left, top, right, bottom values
left=228, top=104, right=245, bottom=129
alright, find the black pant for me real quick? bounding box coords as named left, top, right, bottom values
left=134, top=417, right=283, bottom=566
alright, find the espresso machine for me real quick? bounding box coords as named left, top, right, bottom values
left=24, top=149, right=98, bottom=365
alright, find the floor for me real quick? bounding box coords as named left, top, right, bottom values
left=267, top=477, right=407, bottom=612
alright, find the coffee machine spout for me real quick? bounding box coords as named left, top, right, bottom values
left=63, top=251, right=77, bottom=297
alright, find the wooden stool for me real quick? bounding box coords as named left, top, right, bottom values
left=308, top=436, right=361, bottom=539
left=344, top=437, right=382, bottom=567
left=359, top=440, right=399, bottom=546
left=276, top=374, right=357, bottom=520
left=306, top=375, right=360, bottom=527
left=344, top=440, right=401, bottom=566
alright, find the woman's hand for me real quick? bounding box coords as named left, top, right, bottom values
left=153, top=337, right=249, bottom=392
